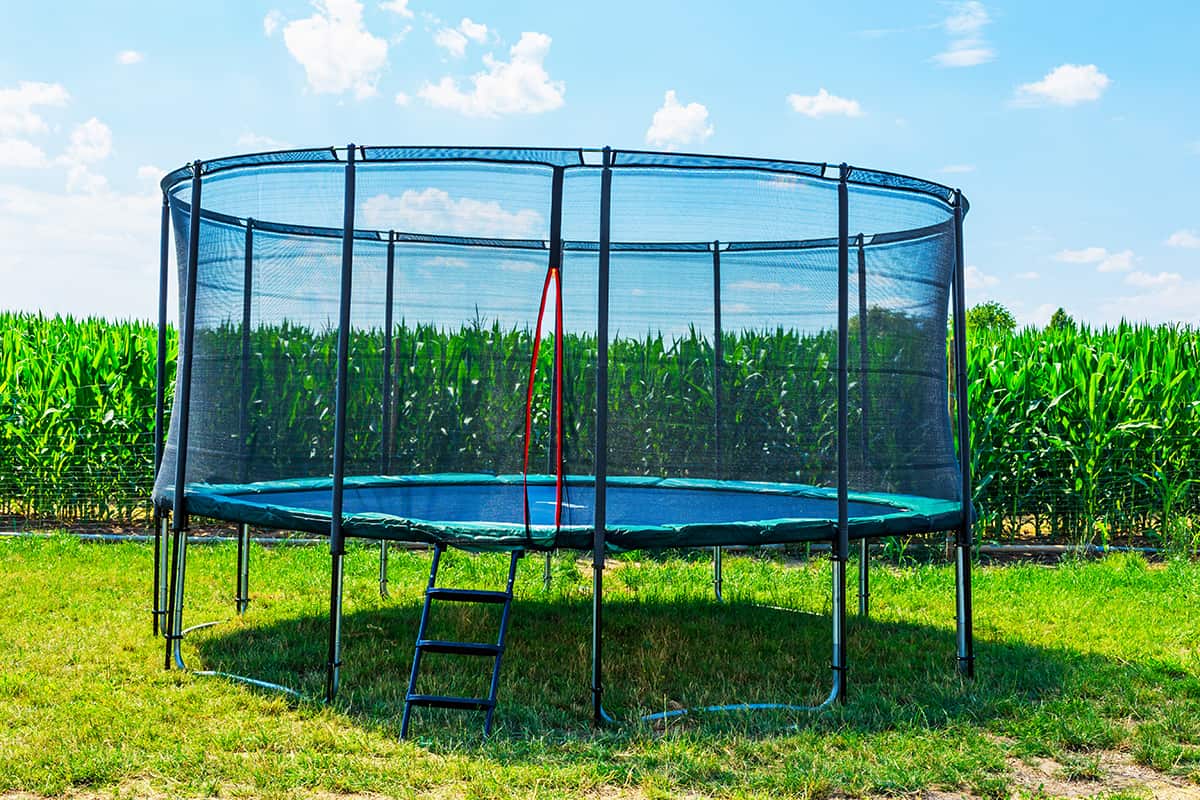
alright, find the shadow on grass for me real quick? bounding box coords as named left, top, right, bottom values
left=187, top=584, right=1117, bottom=745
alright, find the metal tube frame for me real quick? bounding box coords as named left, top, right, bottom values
left=592, top=147, right=612, bottom=726
left=379, top=230, right=396, bottom=599
left=325, top=143, right=358, bottom=703
left=153, top=193, right=171, bottom=637
left=833, top=163, right=850, bottom=704
left=164, top=161, right=203, bottom=671
left=951, top=189, right=975, bottom=678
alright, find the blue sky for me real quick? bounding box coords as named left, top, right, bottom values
left=0, top=0, right=1197, bottom=324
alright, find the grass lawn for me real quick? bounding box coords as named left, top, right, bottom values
left=0, top=534, right=1197, bottom=799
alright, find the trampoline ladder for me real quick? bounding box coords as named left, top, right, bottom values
left=401, top=544, right=521, bottom=738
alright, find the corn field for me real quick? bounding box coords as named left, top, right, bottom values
left=2, top=311, right=1197, bottom=553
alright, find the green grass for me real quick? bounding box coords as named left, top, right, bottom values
left=0, top=536, right=1197, bottom=798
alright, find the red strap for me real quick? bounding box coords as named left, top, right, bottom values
left=522, top=266, right=565, bottom=535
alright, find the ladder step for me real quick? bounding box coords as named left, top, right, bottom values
left=427, top=588, right=510, bottom=604
left=406, top=694, right=495, bottom=711
left=417, top=639, right=502, bottom=657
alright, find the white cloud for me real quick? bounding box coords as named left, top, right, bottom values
left=645, top=90, right=713, bottom=150
left=459, top=18, right=488, bottom=43
left=0, top=181, right=163, bottom=318
left=434, top=28, right=469, bottom=58
left=394, top=91, right=411, bottom=106
left=786, top=88, right=863, bottom=118
left=64, top=117, right=112, bottom=163
left=939, top=164, right=975, bottom=174
left=0, top=81, right=69, bottom=136
left=1016, top=271, right=1039, bottom=280
left=264, top=10, right=284, bottom=36
left=965, top=265, right=999, bottom=289
left=1054, top=246, right=1135, bottom=272
left=934, top=1, right=994, bottom=67
left=423, top=256, right=469, bottom=269
left=1125, top=270, right=1182, bottom=288
left=0, top=139, right=49, bottom=168
left=237, top=132, right=291, bottom=151
left=1016, top=64, right=1110, bottom=107
left=1055, top=246, right=1108, bottom=264
left=116, top=50, right=144, bottom=65
left=1166, top=229, right=1200, bottom=248
left=1097, top=249, right=1135, bottom=272
left=728, top=280, right=808, bottom=293
left=1027, top=303, right=1058, bottom=327
left=1100, top=276, right=1200, bottom=324
left=280, top=0, right=388, bottom=99
left=380, top=0, right=413, bottom=17
left=418, top=32, right=565, bottom=117
left=499, top=259, right=538, bottom=273
left=137, top=165, right=164, bottom=182
left=359, top=188, right=544, bottom=237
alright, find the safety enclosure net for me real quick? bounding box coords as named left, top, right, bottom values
left=153, top=146, right=967, bottom=548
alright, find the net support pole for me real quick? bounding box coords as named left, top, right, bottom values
left=325, top=143, right=357, bottom=703
left=235, top=219, right=254, bottom=616
left=545, top=166, right=565, bottom=590
left=153, top=192, right=170, bottom=637
left=711, top=240, right=724, bottom=603
left=951, top=189, right=975, bottom=679
left=833, top=164, right=851, bottom=704
left=856, top=234, right=870, bottom=618
left=165, top=161, right=203, bottom=671
left=379, top=230, right=396, bottom=600
left=591, top=147, right=612, bottom=726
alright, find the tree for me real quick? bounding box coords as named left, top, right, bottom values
left=965, top=301, right=1016, bottom=334
left=1046, top=307, right=1075, bottom=331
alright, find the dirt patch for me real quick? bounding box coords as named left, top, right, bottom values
left=1004, top=750, right=1198, bottom=799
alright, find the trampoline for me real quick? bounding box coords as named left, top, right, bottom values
left=151, top=145, right=975, bottom=733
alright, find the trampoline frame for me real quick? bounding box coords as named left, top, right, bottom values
left=153, top=144, right=975, bottom=726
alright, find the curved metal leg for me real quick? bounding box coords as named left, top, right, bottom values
left=235, top=523, right=250, bottom=615
left=153, top=511, right=170, bottom=637
left=712, top=546, right=723, bottom=602
left=379, top=541, right=390, bottom=599
left=641, top=552, right=844, bottom=722
left=325, top=552, right=346, bottom=703
left=955, top=539, right=975, bottom=677
left=166, top=522, right=190, bottom=671
left=858, top=538, right=869, bottom=617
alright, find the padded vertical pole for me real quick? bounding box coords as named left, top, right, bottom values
left=235, top=219, right=254, bottom=616
left=325, top=144, right=357, bottom=703
left=546, top=167, right=566, bottom=590
left=153, top=192, right=170, bottom=637
left=951, top=189, right=975, bottom=678
left=239, top=220, right=254, bottom=483
left=380, top=231, right=396, bottom=599
left=592, top=147, right=613, bottom=725
left=165, top=161, right=203, bottom=670
left=711, top=240, right=724, bottom=602
left=856, top=234, right=870, bottom=618
left=833, top=164, right=851, bottom=703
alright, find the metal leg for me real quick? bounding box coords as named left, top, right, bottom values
left=858, top=538, right=869, bottom=617
left=712, top=546, right=723, bottom=602
left=153, top=511, right=170, bottom=636
left=324, top=551, right=346, bottom=703
left=379, top=541, right=390, bottom=599
left=955, top=538, right=975, bottom=678
left=166, top=522, right=190, bottom=671
left=832, top=555, right=847, bottom=703
left=235, top=523, right=250, bottom=615
left=543, top=550, right=552, bottom=591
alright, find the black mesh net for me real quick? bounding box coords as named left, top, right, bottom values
left=155, top=148, right=964, bottom=537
